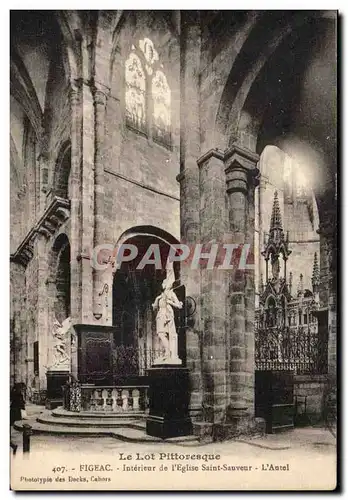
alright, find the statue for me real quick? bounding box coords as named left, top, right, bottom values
left=152, top=263, right=183, bottom=365
left=51, top=316, right=72, bottom=369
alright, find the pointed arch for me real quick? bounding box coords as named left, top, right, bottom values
left=54, top=11, right=81, bottom=83
left=10, top=48, right=43, bottom=140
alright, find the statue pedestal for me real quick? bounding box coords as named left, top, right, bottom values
left=153, top=356, right=182, bottom=366
left=45, top=370, right=70, bottom=410
left=146, top=366, right=192, bottom=439
left=74, top=324, right=117, bottom=385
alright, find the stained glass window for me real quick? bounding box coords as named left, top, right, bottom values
left=125, top=40, right=172, bottom=148
left=139, top=38, right=159, bottom=75
left=152, top=70, right=171, bottom=147
left=125, top=53, right=146, bottom=133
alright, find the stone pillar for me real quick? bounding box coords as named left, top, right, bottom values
left=318, top=210, right=337, bottom=378
left=92, top=82, right=109, bottom=321
left=224, top=144, right=259, bottom=434
left=195, top=149, right=228, bottom=440
left=68, top=80, right=86, bottom=379
left=177, top=11, right=202, bottom=420
left=69, top=81, right=83, bottom=326
left=36, top=235, right=49, bottom=390
left=26, top=125, right=37, bottom=232
left=10, top=261, right=27, bottom=384
left=37, top=152, right=49, bottom=213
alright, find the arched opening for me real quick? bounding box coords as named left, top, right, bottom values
left=112, top=229, right=183, bottom=378
left=256, top=145, right=320, bottom=304
left=55, top=242, right=71, bottom=323
left=50, top=233, right=71, bottom=325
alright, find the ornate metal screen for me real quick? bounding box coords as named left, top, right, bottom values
left=112, top=345, right=166, bottom=376
left=255, top=326, right=328, bottom=374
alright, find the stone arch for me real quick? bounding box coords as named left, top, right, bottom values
left=110, top=12, right=179, bottom=125
left=115, top=225, right=181, bottom=280
left=112, top=225, right=184, bottom=370
left=54, top=11, right=81, bottom=83
left=214, top=12, right=329, bottom=153
left=213, top=12, right=299, bottom=150
left=10, top=48, right=43, bottom=141
left=109, top=11, right=178, bottom=84
left=255, top=144, right=321, bottom=303
left=215, top=12, right=336, bottom=308
left=48, top=233, right=71, bottom=325
left=42, top=32, right=72, bottom=164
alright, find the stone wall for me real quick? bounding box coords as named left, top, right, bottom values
left=102, top=10, right=180, bottom=247
left=293, top=375, right=327, bottom=424
left=10, top=263, right=27, bottom=386
left=9, top=12, right=337, bottom=425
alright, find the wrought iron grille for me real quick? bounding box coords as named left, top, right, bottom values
left=112, top=345, right=166, bottom=376
left=255, top=326, right=328, bottom=375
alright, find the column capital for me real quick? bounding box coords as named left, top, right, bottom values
left=37, top=151, right=50, bottom=162
left=224, top=144, right=260, bottom=194
left=197, top=148, right=225, bottom=168
left=224, top=143, right=259, bottom=166
left=69, top=79, right=83, bottom=105
left=92, top=80, right=111, bottom=107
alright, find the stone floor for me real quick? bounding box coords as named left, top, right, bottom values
left=10, top=404, right=337, bottom=491
left=11, top=404, right=337, bottom=452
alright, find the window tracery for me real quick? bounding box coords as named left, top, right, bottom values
left=125, top=38, right=171, bottom=148
left=125, top=52, right=146, bottom=133
left=152, top=70, right=171, bottom=146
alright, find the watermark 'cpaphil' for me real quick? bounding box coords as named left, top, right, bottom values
left=90, top=242, right=255, bottom=272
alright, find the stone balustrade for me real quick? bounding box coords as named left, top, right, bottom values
left=63, top=382, right=149, bottom=414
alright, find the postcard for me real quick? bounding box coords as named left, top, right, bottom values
left=10, top=9, right=337, bottom=491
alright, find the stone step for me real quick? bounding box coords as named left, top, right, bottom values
left=37, top=412, right=146, bottom=430
left=52, top=407, right=145, bottom=420
left=14, top=420, right=198, bottom=444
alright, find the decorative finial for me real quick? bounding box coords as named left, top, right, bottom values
left=270, top=191, right=283, bottom=234
left=312, top=252, right=320, bottom=291
left=297, top=273, right=304, bottom=296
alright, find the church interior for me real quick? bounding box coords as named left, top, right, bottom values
left=10, top=10, right=337, bottom=440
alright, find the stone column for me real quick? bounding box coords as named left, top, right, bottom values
left=37, top=152, right=49, bottom=213
left=10, top=261, right=26, bottom=384
left=36, top=235, right=49, bottom=390
left=92, top=82, right=109, bottom=321
left=26, top=125, right=37, bottom=232
left=69, top=81, right=84, bottom=379
left=318, top=210, right=337, bottom=378
left=177, top=11, right=202, bottom=420
left=224, top=144, right=259, bottom=435
left=195, top=149, right=228, bottom=440
left=69, top=81, right=83, bottom=327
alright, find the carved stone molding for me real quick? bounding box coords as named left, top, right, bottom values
left=10, top=196, right=71, bottom=267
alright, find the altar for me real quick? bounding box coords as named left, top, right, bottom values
left=53, top=264, right=192, bottom=438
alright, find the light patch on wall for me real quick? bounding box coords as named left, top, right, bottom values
left=278, top=135, right=326, bottom=193
left=125, top=52, right=146, bottom=131
left=152, top=71, right=171, bottom=129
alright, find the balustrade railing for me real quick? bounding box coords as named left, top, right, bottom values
left=63, top=382, right=148, bottom=414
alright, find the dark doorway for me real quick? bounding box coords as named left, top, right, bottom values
left=112, top=234, right=181, bottom=376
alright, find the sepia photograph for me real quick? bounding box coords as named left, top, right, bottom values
left=9, top=9, right=337, bottom=491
